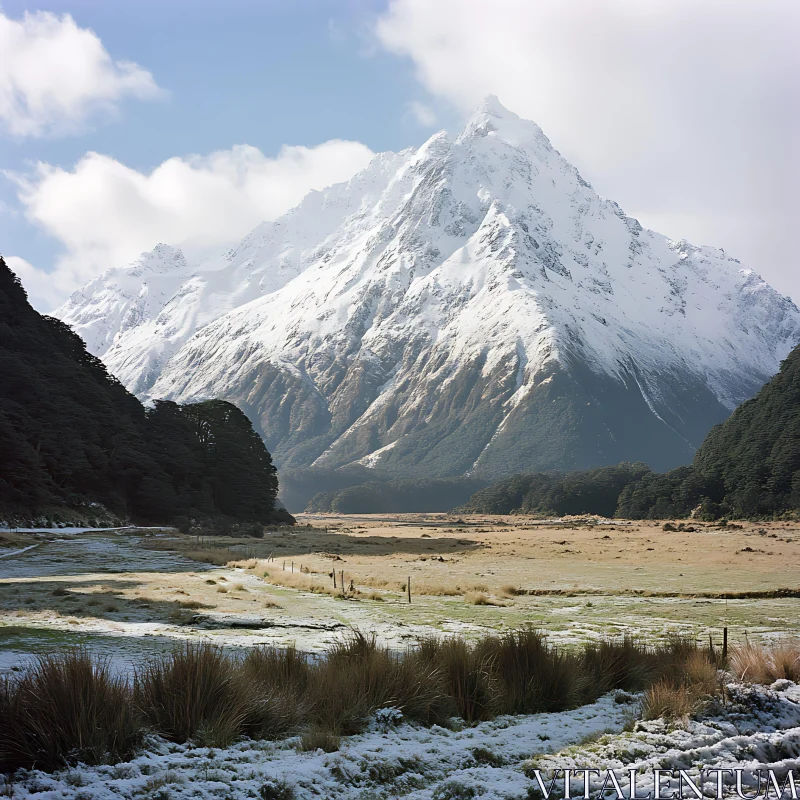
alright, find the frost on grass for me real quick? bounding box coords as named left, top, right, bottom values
left=10, top=681, right=800, bottom=799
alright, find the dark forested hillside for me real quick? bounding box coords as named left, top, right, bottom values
left=0, top=257, right=287, bottom=525
left=457, top=463, right=651, bottom=517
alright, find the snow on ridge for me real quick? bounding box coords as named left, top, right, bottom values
left=52, top=97, right=800, bottom=473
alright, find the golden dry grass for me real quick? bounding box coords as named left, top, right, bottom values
left=6, top=518, right=798, bottom=654
left=463, top=591, right=505, bottom=606
left=641, top=680, right=694, bottom=720
left=218, top=514, right=800, bottom=600
left=683, top=649, right=720, bottom=696
left=135, top=515, right=800, bottom=606
left=730, top=641, right=800, bottom=683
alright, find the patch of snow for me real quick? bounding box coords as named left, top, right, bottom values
left=357, top=439, right=401, bottom=468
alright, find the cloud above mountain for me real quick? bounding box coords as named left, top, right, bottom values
left=10, top=139, right=375, bottom=309
left=375, top=0, right=800, bottom=300
left=0, top=10, right=162, bottom=137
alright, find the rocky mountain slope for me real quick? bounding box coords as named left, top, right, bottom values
left=56, top=98, right=800, bottom=478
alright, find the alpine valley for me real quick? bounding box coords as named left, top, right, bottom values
left=56, top=98, right=800, bottom=479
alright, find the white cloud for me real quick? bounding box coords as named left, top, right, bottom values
left=3, top=255, right=64, bottom=309
left=10, top=139, right=375, bottom=309
left=375, top=0, right=800, bottom=300
left=0, top=10, right=162, bottom=137
left=407, top=100, right=437, bottom=127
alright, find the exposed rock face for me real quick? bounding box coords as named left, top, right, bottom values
left=56, top=97, right=800, bottom=477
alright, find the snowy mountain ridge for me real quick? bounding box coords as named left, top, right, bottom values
left=55, top=97, right=800, bottom=477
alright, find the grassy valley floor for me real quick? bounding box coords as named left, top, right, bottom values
left=1, top=515, right=799, bottom=672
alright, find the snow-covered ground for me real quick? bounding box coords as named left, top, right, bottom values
left=7, top=682, right=800, bottom=799
left=0, top=526, right=169, bottom=535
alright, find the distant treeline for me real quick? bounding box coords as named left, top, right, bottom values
left=0, top=257, right=290, bottom=525
left=460, top=342, right=800, bottom=520
left=278, top=465, right=387, bottom=513
left=307, top=476, right=490, bottom=514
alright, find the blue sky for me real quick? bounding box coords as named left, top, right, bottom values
left=0, top=0, right=458, bottom=291
left=1, top=0, right=796, bottom=310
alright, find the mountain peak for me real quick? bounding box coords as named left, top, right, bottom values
left=133, top=244, right=187, bottom=273
left=478, top=94, right=512, bottom=116
left=54, top=99, right=800, bottom=480
left=458, top=95, right=550, bottom=152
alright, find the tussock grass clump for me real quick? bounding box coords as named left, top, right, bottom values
left=682, top=649, right=720, bottom=696
left=298, top=726, right=340, bottom=753
left=771, top=643, right=800, bottom=681
left=178, top=600, right=211, bottom=610
left=421, top=637, right=497, bottom=723
left=463, top=591, right=506, bottom=606
left=242, top=645, right=311, bottom=738
left=135, top=642, right=247, bottom=746
left=731, top=641, right=800, bottom=683
left=311, top=631, right=450, bottom=734
left=641, top=646, right=719, bottom=721
left=479, top=629, right=584, bottom=714
left=581, top=635, right=653, bottom=695
left=641, top=679, right=694, bottom=720
left=0, top=649, right=141, bottom=772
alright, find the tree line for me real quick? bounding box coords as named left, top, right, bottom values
left=0, top=257, right=289, bottom=525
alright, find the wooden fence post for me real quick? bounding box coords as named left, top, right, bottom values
left=407, top=576, right=411, bottom=604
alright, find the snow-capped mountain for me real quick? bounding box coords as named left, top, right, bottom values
left=55, top=97, right=800, bottom=477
